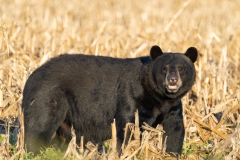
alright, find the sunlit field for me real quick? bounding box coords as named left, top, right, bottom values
left=0, top=0, right=240, bottom=159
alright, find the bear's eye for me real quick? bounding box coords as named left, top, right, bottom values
left=177, top=66, right=184, bottom=71
left=162, top=66, right=168, bottom=72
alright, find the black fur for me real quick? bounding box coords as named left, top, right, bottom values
left=22, top=45, right=198, bottom=156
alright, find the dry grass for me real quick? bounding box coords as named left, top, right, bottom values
left=0, top=0, right=240, bottom=159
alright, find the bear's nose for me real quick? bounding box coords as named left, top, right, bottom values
left=168, top=75, right=178, bottom=84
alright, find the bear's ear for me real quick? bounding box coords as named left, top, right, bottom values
left=150, top=45, right=163, bottom=60
left=184, top=47, right=198, bottom=63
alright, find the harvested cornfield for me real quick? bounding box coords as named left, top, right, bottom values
left=0, top=0, right=240, bottom=159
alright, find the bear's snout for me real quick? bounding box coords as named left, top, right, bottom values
left=164, top=69, right=182, bottom=93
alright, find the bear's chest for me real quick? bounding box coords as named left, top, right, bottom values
left=138, top=105, right=161, bottom=126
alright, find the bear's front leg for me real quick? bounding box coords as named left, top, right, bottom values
left=161, top=102, right=185, bottom=157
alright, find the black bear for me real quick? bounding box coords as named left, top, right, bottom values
left=22, top=45, right=198, bottom=156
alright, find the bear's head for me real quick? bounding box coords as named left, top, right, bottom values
left=150, top=45, right=198, bottom=99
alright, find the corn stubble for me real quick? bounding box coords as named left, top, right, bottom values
left=63, top=111, right=170, bottom=160
left=0, top=0, right=240, bottom=159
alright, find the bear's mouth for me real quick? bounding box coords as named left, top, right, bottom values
left=165, top=84, right=180, bottom=93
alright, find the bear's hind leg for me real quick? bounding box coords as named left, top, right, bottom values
left=23, top=89, right=70, bottom=154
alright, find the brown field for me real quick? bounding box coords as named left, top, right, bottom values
left=0, top=0, right=240, bottom=159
